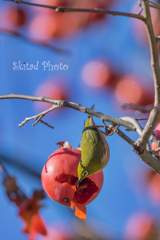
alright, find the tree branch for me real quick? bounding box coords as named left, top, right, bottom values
left=4, top=0, right=144, bottom=20
left=1, top=94, right=160, bottom=148
left=18, top=105, right=58, bottom=128
left=0, top=93, right=135, bottom=130
left=0, top=28, right=69, bottom=54
left=0, top=154, right=41, bottom=179
left=149, top=0, right=160, bottom=10
left=120, top=103, right=160, bottom=113
left=114, top=127, right=160, bottom=174
left=134, top=0, right=160, bottom=153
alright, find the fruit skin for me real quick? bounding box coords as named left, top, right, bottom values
left=151, top=123, right=160, bottom=155
left=41, top=148, right=104, bottom=207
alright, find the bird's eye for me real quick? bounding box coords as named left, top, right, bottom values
left=83, top=171, right=88, bottom=177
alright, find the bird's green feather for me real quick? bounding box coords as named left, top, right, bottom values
left=78, top=113, right=109, bottom=180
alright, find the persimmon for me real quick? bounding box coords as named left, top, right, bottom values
left=3, top=6, right=27, bottom=28
left=151, top=123, right=160, bottom=156
left=114, top=75, right=154, bottom=106
left=34, top=80, right=68, bottom=113
left=81, top=60, right=117, bottom=89
left=124, top=212, right=158, bottom=240
left=28, top=10, right=62, bottom=42
left=41, top=147, right=104, bottom=220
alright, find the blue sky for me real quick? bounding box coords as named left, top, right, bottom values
left=0, top=0, right=159, bottom=239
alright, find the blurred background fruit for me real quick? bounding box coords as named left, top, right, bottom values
left=0, top=5, right=27, bottom=29
left=124, top=212, right=158, bottom=240
left=34, top=79, right=69, bottom=114
left=81, top=60, right=118, bottom=90
left=114, top=75, right=154, bottom=106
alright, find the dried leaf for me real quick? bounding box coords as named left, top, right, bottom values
left=33, top=190, right=45, bottom=200
left=29, top=214, right=47, bottom=239
left=56, top=141, right=72, bottom=148
left=3, top=176, right=18, bottom=193
left=19, top=197, right=42, bottom=233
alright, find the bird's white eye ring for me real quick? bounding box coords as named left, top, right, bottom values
left=83, top=171, right=88, bottom=177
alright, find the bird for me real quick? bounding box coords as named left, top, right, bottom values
left=77, top=107, right=110, bottom=187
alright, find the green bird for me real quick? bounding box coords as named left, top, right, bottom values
left=77, top=109, right=110, bottom=186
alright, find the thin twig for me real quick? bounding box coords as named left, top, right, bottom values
left=120, top=117, right=151, bottom=151
left=138, top=7, right=144, bottom=15
left=149, top=0, right=160, bottom=10
left=0, top=28, right=69, bottom=54
left=113, top=128, right=134, bottom=146
left=134, top=0, right=160, bottom=153
left=136, top=118, right=149, bottom=121
left=120, top=103, right=156, bottom=112
left=19, top=105, right=58, bottom=127
left=0, top=155, right=41, bottom=179
left=120, top=117, right=143, bottom=135
left=39, top=120, right=54, bottom=129
left=0, top=160, right=9, bottom=176
left=4, top=0, right=144, bottom=20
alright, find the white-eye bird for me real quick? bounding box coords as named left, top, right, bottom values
left=77, top=109, right=110, bottom=186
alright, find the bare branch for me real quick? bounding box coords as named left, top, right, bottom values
left=39, top=120, right=54, bottom=129
left=0, top=154, right=41, bottom=179
left=136, top=118, right=149, bottom=121
left=120, top=103, right=157, bottom=112
left=114, top=127, right=160, bottom=174
left=0, top=160, right=10, bottom=176
left=2, top=93, right=160, bottom=149
left=134, top=0, right=160, bottom=153
left=120, top=117, right=143, bottom=136
left=0, top=94, right=135, bottom=130
left=114, top=127, right=135, bottom=146
left=0, top=28, right=69, bottom=54
left=138, top=7, right=144, bottom=15
left=4, top=0, right=144, bottom=20
left=137, top=149, right=160, bottom=173
left=120, top=116, right=153, bottom=152
left=149, top=0, right=160, bottom=10
left=19, top=105, right=58, bottom=127
left=110, top=116, right=160, bottom=148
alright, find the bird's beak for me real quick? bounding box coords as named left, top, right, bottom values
left=76, top=178, right=82, bottom=188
